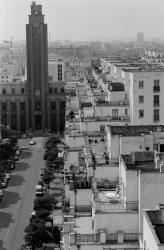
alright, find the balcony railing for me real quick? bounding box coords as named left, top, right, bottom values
left=153, top=86, right=160, bottom=92
left=95, top=201, right=138, bottom=212
left=70, top=232, right=140, bottom=245
left=75, top=233, right=100, bottom=243
left=154, top=102, right=160, bottom=107
left=109, top=100, right=129, bottom=106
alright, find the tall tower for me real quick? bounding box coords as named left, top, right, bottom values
left=26, top=1, right=48, bottom=132
left=137, top=32, right=144, bottom=46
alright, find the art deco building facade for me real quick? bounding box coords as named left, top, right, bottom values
left=0, top=2, right=66, bottom=134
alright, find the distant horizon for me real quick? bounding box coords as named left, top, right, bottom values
left=1, top=0, right=164, bottom=43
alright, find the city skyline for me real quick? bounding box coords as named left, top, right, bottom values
left=1, top=0, right=164, bottom=42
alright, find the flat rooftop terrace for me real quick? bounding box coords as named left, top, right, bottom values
left=109, top=125, right=164, bottom=136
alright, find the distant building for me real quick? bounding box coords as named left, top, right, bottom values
left=137, top=32, right=144, bottom=45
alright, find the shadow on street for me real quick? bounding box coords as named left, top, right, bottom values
left=0, top=211, right=13, bottom=230
left=20, top=150, right=33, bottom=159
left=0, top=191, right=21, bottom=209
left=8, top=175, right=25, bottom=187
left=13, top=162, right=30, bottom=172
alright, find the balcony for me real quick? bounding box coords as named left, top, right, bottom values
left=109, top=100, right=129, bottom=106
left=154, top=102, right=160, bottom=107
left=70, top=232, right=140, bottom=245
left=94, top=201, right=138, bottom=213
left=153, top=86, right=160, bottom=92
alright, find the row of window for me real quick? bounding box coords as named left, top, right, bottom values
left=139, top=79, right=160, bottom=90
left=139, top=95, right=160, bottom=106
left=1, top=102, right=26, bottom=112
left=57, top=64, right=62, bottom=81
left=1, top=75, right=9, bottom=79
left=1, top=87, right=65, bottom=95
left=111, top=109, right=128, bottom=117
left=1, top=101, right=66, bottom=113
left=1, top=88, right=25, bottom=95
left=49, top=87, right=64, bottom=94
left=139, top=109, right=160, bottom=121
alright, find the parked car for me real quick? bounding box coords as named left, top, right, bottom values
left=30, top=140, right=36, bottom=145
left=0, top=189, right=5, bottom=201
left=35, top=185, right=45, bottom=197
left=0, top=179, right=8, bottom=188
left=5, top=173, right=11, bottom=180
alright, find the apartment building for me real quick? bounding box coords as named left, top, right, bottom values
left=126, top=68, right=164, bottom=125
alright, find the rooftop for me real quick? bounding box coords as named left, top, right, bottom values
left=109, top=125, right=164, bottom=136
left=121, top=151, right=158, bottom=171
left=74, top=216, right=93, bottom=234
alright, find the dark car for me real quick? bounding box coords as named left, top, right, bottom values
left=0, top=179, right=8, bottom=188
left=0, top=189, right=5, bottom=201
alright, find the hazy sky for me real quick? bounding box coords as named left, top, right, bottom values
left=1, top=0, right=164, bottom=42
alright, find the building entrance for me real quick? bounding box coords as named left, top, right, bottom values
left=35, top=115, right=42, bottom=130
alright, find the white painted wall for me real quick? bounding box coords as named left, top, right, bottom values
left=94, top=166, right=119, bottom=180
left=129, top=71, right=164, bottom=125
left=94, top=213, right=138, bottom=232
left=70, top=189, right=93, bottom=206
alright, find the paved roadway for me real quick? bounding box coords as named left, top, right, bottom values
left=0, top=137, right=47, bottom=250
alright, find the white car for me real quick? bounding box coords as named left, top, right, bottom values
left=30, top=140, right=36, bottom=145
left=5, top=173, right=11, bottom=180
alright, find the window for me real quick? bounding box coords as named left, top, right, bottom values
left=100, top=125, right=105, bottom=132
left=139, top=96, right=144, bottom=103
left=11, top=88, right=15, bottom=94
left=49, top=87, right=53, bottom=93
left=11, top=102, right=16, bottom=112
left=35, top=102, right=41, bottom=111
left=54, top=88, right=57, bottom=93
left=112, top=109, right=118, bottom=119
left=60, top=101, right=65, bottom=110
left=154, top=80, right=160, bottom=92
left=61, top=87, right=64, bottom=93
left=154, top=95, right=160, bottom=106
left=51, top=102, right=56, bottom=111
left=125, top=109, right=128, bottom=116
left=139, top=81, right=144, bottom=88
left=154, top=109, right=160, bottom=122
left=21, top=88, right=24, bottom=94
left=20, top=102, right=26, bottom=112
left=2, top=88, right=6, bottom=94
left=57, top=64, right=62, bottom=81
left=139, top=109, right=144, bottom=118
left=1, top=103, right=7, bottom=112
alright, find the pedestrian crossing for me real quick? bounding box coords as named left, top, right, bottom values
left=20, top=143, right=44, bottom=150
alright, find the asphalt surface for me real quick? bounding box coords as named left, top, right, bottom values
left=0, top=137, right=46, bottom=250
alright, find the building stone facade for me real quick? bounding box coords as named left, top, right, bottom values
left=0, top=2, right=66, bottom=134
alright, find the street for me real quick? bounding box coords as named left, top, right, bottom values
left=0, top=137, right=47, bottom=250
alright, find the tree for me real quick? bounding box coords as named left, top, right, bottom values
left=30, top=208, right=51, bottom=220
left=34, top=195, right=57, bottom=212
left=44, top=135, right=62, bottom=151
left=24, top=218, right=52, bottom=249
